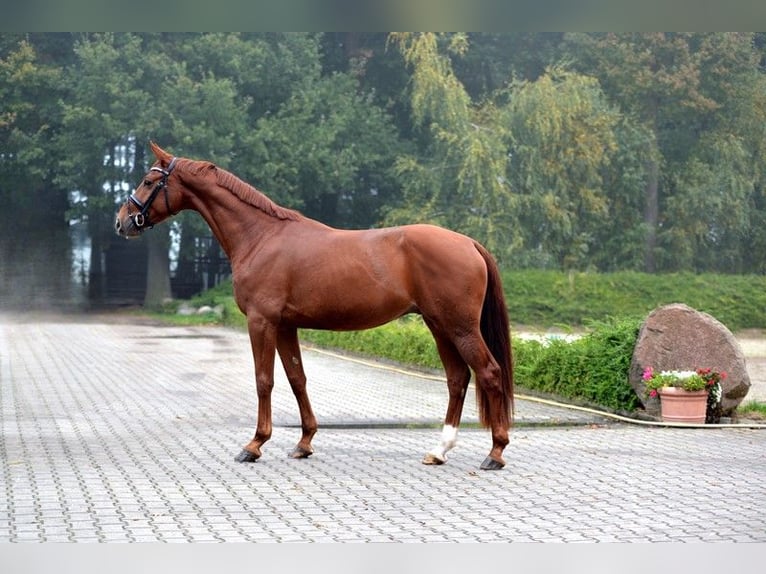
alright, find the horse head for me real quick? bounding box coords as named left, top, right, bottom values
left=115, top=142, right=182, bottom=238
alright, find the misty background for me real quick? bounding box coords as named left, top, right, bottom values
left=3, top=33, right=766, bottom=311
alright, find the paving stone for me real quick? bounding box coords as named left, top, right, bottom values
left=2, top=313, right=766, bottom=543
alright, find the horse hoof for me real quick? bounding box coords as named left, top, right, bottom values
left=422, top=453, right=446, bottom=465
left=288, top=446, right=313, bottom=459
left=480, top=456, right=505, bottom=470
left=235, top=449, right=260, bottom=463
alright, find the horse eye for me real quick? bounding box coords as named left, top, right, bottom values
left=144, top=180, right=152, bottom=186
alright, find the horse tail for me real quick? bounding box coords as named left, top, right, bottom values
left=474, top=242, right=514, bottom=429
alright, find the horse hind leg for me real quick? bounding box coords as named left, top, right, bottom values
left=455, top=333, right=510, bottom=471
left=475, top=360, right=510, bottom=470
left=423, top=329, right=471, bottom=466
left=277, top=328, right=318, bottom=459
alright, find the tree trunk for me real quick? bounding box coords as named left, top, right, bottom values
left=131, top=138, right=173, bottom=308
left=143, top=226, right=172, bottom=308
left=174, top=223, right=200, bottom=297
left=643, top=157, right=659, bottom=273
left=87, top=193, right=108, bottom=304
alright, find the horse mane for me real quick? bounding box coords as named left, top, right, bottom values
left=182, top=159, right=302, bottom=221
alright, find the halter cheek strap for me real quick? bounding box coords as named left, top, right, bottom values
left=128, top=157, right=178, bottom=229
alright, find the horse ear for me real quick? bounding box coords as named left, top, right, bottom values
left=149, top=141, right=173, bottom=165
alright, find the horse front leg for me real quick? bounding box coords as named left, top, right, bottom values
left=235, top=317, right=277, bottom=463
left=277, top=327, right=317, bottom=459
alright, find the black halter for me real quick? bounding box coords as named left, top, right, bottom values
left=128, top=157, right=178, bottom=229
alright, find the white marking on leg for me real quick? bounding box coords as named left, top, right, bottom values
left=427, top=424, right=458, bottom=462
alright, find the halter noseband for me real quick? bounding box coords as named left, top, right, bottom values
left=128, top=157, right=178, bottom=230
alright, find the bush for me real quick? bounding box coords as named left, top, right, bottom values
left=300, top=315, right=442, bottom=370
left=514, top=318, right=642, bottom=411
left=301, top=315, right=643, bottom=413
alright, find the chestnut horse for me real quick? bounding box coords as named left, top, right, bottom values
left=115, top=142, right=514, bottom=470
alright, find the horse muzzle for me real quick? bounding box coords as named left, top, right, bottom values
left=114, top=213, right=142, bottom=238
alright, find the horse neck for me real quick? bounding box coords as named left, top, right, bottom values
left=180, top=178, right=285, bottom=262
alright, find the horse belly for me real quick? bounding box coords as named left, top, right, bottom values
left=287, top=268, right=415, bottom=331
left=286, top=305, right=414, bottom=331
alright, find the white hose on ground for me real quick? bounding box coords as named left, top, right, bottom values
left=304, top=345, right=766, bottom=430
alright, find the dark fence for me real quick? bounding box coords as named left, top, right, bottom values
left=171, top=235, right=231, bottom=300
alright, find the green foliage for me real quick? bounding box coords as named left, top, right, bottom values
left=386, top=33, right=518, bottom=261
left=590, top=118, right=657, bottom=271
left=174, top=32, right=322, bottom=120
left=300, top=316, right=443, bottom=370
left=503, top=67, right=621, bottom=268
left=144, top=280, right=246, bottom=328
left=6, top=31, right=766, bottom=290
left=388, top=32, right=471, bottom=132
left=502, top=270, right=766, bottom=331
left=174, top=268, right=766, bottom=334
left=251, top=71, right=403, bottom=226
left=643, top=370, right=708, bottom=396
left=168, top=280, right=644, bottom=412
left=189, top=282, right=247, bottom=329
left=567, top=32, right=766, bottom=273
left=0, top=39, right=66, bottom=217
left=514, top=318, right=642, bottom=411
left=300, top=314, right=642, bottom=414
left=737, top=400, right=766, bottom=420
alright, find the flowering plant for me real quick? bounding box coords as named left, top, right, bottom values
left=697, top=368, right=725, bottom=422
left=642, top=366, right=726, bottom=399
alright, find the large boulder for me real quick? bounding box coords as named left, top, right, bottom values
left=629, top=303, right=751, bottom=417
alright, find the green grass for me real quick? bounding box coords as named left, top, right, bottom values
left=156, top=269, right=766, bottom=332
left=503, top=270, right=766, bottom=331
left=142, top=281, right=247, bottom=329
left=737, top=400, right=766, bottom=420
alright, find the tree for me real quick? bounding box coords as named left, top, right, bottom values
left=502, top=68, right=622, bottom=269
left=155, top=33, right=330, bottom=292
left=0, top=37, right=71, bottom=307
left=57, top=33, right=257, bottom=306
left=738, top=71, right=766, bottom=274
left=250, top=71, right=402, bottom=228
left=0, top=39, right=67, bottom=221
left=452, top=33, right=565, bottom=97
left=566, top=32, right=761, bottom=272
left=55, top=33, right=152, bottom=302
left=5, top=31, right=766, bottom=306
left=589, top=118, right=657, bottom=271
left=386, top=33, right=517, bottom=261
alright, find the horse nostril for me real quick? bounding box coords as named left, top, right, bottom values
left=115, top=218, right=122, bottom=234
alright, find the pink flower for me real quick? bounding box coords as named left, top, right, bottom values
left=642, top=366, right=653, bottom=381
left=649, top=389, right=658, bottom=398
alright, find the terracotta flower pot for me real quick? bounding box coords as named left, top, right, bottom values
left=658, top=387, right=709, bottom=423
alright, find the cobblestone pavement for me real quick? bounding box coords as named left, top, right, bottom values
left=1, top=313, right=765, bottom=542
